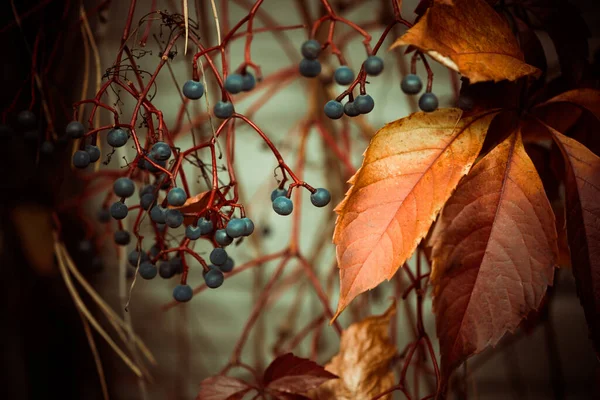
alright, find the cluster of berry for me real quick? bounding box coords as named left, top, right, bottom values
left=270, top=187, right=331, bottom=215
left=400, top=74, right=438, bottom=112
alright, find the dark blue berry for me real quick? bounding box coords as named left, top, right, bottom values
left=334, top=66, right=354, bottom=85
left=150, top=244, right=161, bottom=257
left=79, top=240, right=93, bottom=253
left=220, top=257, right=235, bottom=273
left=273, top=196, right=293, bottom=215
left=202, top=264, right=220, bottom=277
left=18, top=110, right=36, bottom=129
left=170, top=256, right=183, bottom=274
left=140, top=193, right=156, bottom=210
left=85, top=144, right=100, bottom=162
left=210, top=248, right=228, bottom=266
left=215, top=229, right=233, bottom=246
left=419, top=92, right=438, bottom=112
left=214, top=101, right=234, bottom=119
left=156, top=223, right=166, bottom=232
left=224, top=74, right=243, bottom=94
left=139, top=261, right=157, bottom=280
left=324, top=100, right=344, bottom=119
left=311, top=188, right=331, bottom=207
left=140, top=185, right=155, bottom=197
left=128, top=250, right=149, bottom=267
left=110, top=201, right=128, bottom=220
left=185, top=224, right=202, bottom=240
left=301, top=40, right=321, bottom=60
left=364, top=56, right=384, bottom=76
left=150, top=205, right=166, bottom=223
left=73, top=150, right=90, bottom=168
left=156, top=174, right=171, bottom=190
left=204, top=268, right=224, bottom=288
left=401, top=74, right=423, bottom=95
left=167, top=187, right=187, bottom=206
left=241, top=217, right=254, bottom=236
left=226, top=218, right=246, bottom=238
left=299, top=59, right=321, bottom=78
left=241, top=73, right=256, bottom=91
left=97, top=208, right=111, bottom=223
left=271, top=188, right=287, bottom=202
left=114, top=230, right=131, bottom=245
left=198, top=217, right=213, bottom=234
left=113, top=177, right=135, bottom=198
left=159, top=261, right=176, bottom=279
left=151, top=142, right=171, bottom=161
left=344, top=101, right=360, bottom=117
left=40, top=141, right=54, bottom=154
left=457, top=94, right=474, bottom=111
left=144, top=155, right=167, bottom=173
left=66, top=121, right=85, bottom=138
left=107, top=128, right=128, bottom=147
left=173, top=284, right=193, bottom=301
left=355, top=94, right=374, bottom=114
left=182, top=80, right=205, bottom=100
left=165, top=209, right=184, bottom=228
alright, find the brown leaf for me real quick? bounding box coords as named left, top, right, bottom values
left=537, top=88, right=600, bottom=121
left=390, top=0, right=540, bottom=83
left=196, top=375, right=253, bottom=400
left=263, top=353, right=337, bottom=396
left=311, top=303, right=397, bottom=400
left=431, top=129, right=558, bottom=377
left=333, top=109, right=496, bottom=318
left=11, top=204, right=55, bottom=276
left=168, top=190, right=212, bottom=225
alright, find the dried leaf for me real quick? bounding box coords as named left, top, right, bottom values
left=169, top=190, right=212, bottom=225
left=263, top=353, right=337, bottom=396
left=537, top=88, right=600, bottom=121
left=333, top=109, right=497, bottom=318
left=197, top=375, right=253, bottom=400
left=390, top=0, right=540, bottom=83
left=311, top=304, right=397, bottom=400
left=431, top=129, right=558, bottom=377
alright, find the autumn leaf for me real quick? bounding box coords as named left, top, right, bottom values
left=196, top=375, right=253, bottom=400
left=333, top=109, right=497, bottom=318
left=168, top=190, right=212, bottom=225
left=430, top=129, right=558, bottom=378
left=311, top=303, right=397, bottom=400
left=390, top=0, right=540, bottom=83
left=263, top=353, right=337, bottom=396
left=537, top=88, right=600, bottom=120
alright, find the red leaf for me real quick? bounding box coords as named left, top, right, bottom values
left=431, top=129, right=558, bottom=377
left=197, top=375, right=253, bottom=400
left=263, top=353, right=337, bottom=396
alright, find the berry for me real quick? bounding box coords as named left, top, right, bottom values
left=167, top=187, right=187, bottom=206
left=18, top=110, right=36, bottom=129
left=24, top=130, right=39, bottom=142
left=224, top=74, right=243, bottom=94
left=156, top=223, right=166, bottom=232
left=79, top=240, right=93, bottom=254
left=159, top=261, right=176, bottom=279
left=226, top=218, right=246, bottom=238
left=72, top=150, right=90, bottom=168
left=210, top=248, right=228, bottom=266
left=185, top=224, right=202, bottom=240
left=241, top=73, right=256, bottom=91
left=355, top=94, right=374, bottom=114
left=66, top=121, right=85, bottom=138
left=299, top=59, right=321, bottom=78
left=140, top=185, right=155, bottom=197
left=204, top=268, right=224, bottom=288
left=271, top=188, right=287, bottom=202
left=273, top=196, right=293, bottom=215
left=113, top=177, right=135, bottom=198
left=215, top=229, right=233, bottom=246
left=401, top=74, right=423, bottom=95
left=364, top=56, right=384, bottom=76
left=126, top=267, right=135, bottom=278
left=220, top=257, right=235, bottom=273
left=110, top=201, right=128, bottom=219
left=165, top=209, right=184, bottom=228
left=241, top=217, right=254, bottom=236
left=334, top=66, right=354, bottom=85
left=151, top=142, right=171, bottom=161
left=85, top=144, right=101, bottom=162
left=40, top=141, right=54, bottom=154
left=150, top=244, right=161, bottom=257
left=144, top=155, right=167, bottom=173
left=107, top=128, right=128, bottom=147
left=324, top=100, right=344, bottom=119
left=114, top=230, right=131, bottom=245
left=173, top=284, right=193, bottom=301
left=301, top=40, right=321, bottom=60
left=344, top=101, right=360, bottom=117
left=170, top=256, right=183, bottom=274
left=128, top=250, right=149, bottom=267
left=214, top=101, right=234, bottom=119
left=419, top=92, right=439, bottom=112
left=150, top=205, right=166, bottom=223
left=457, top=94, right=474, bottom=111
left=97, top=208, right=111, bottom=222
left=197, top=217, right=213, bottom=234
left=140, top=193, right=156, bottom=210
left=182, top=80, right=205, bottom=100
left=138, top=261, right=157, bottom=280
left=202, top=264, right=220, bottom=277
left=311, top=188, right=331, bottom=207
left=156, top=174, right=171, bottom=190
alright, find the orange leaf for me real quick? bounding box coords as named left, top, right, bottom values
left=333, top=109, right=497, bottom=318
left=168, top=190, right=212, bottom=225
left=310, top=303, right=397, bottom=400
left=536, top=88, right=600, bottom=121
left=431, top=129, right=558, bottom=378
left=390, top=0, right=540, bottom=83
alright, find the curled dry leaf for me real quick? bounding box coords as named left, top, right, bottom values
left=168, top=190, right=212, bottom=225
left=390, top=0, right=540, bottom=83
left=263, top=353, right=338, bottom=396
left=431, top=129, right=558, bottom=378
left=333, top=109, right=497, bottom=318
left=311, top=303, right=397, bottom=400
left=196, top=375, right=253, bottom=400
left=536, top=88, right=600, bottom=120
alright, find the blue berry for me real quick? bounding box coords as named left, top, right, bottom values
left=18, top=110, right=36, bottom=129
left=224, top=74, right=244, bottom=94
left=140, top=185, right=155, bottom=197
left=107, top=128, right=128, bottom=147
left=214, top=101, right=234, bottom=119
left=85, top=144, right=101, bottom=162
left=226, top=218, right=246, bottom=238
left=97, top=208, right=110, bottom=223
left=138, top=261, right=157, bottom=280
left=185, top=224, right=202, bottom=240
left=173, top=284, right=193, bottom=301
left=401, top=74, right=423, bottom=95
left=241, top=73, right=256, bottom=91
left=150, top=205, right=166, bottom=223
left=128, top=250, right=149, bottom=267
left=182, top=80, right=205, bottom=100
left=151, top=142, right=171, bottom=161
left=204, top=268, right=224, bottom=288
left=170, top=256, right=183, bottom=274
left=273, top=196, right=293, bottom=215
left=457, top=94, right=474, bottom=111
left=334, top=66, right=354, bottom=85
left=113, top=177, right=135, bottom=198
left=156, top=174, right=171, bottom=190
left=311, top=188, right=331, bottom=207
left=355, top=94, right=374, bottom=114
left=144, top=155, right=167, bottom=173
left=202, top=264, right=220, bottom=277
left=220, top=257, right=235, bottom=273
left=66, top=121, right=85, bottom=138
left=140, top=193, right=156, bottom=210
left=159, top=261, right=176, bottom=279
left=210, top=248, right=228, bottom=266
left=324, top=100, right=344, bottom=119
left=156, top=223, right=166, bottom=232
left=73, top=150, right=90, bottom=168
left=271, top=188, right=287, bottom=202
left=197, top=217, right=214, bottom=234
left=79, top=240, right=93, bottom=253
left=114, top=230, right=131, bottom=245
left=301, top=40, right=321, bottom=60
left=241, top=217, right=254, bottom=236
left=167, top=187, right=187, bottom=206
left=215, top=229, right=233, bottom=246
left=419, top=92, right=439, bottom=112
left=40, top=141, right=54, bottom=154
left=344, top=101, right=360, bottom=117
left=165, top=209, right=184, bottom=228
left=299, top=59, right=321, bottom=78
left=364, top=56, right=384, bottom=76
left=150, top=244, right=161, bottom=257
left=110, top=201, right=128, bottom=219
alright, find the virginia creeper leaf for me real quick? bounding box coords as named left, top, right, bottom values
left=333, top=109, right=496, bottom=318
left=196, top=375, right=252, bottom=400
left=431, top=129, right=558, bottom=377
left=168, top=190, right=212, bottom=225
left=263, top=353, right=337, bottom=396
left=390, top=0, right=540, bottom=83
left=537, top=88, right=600, bottom=121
